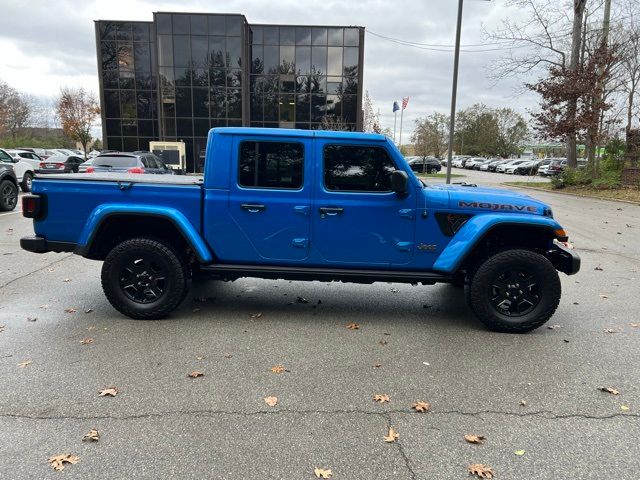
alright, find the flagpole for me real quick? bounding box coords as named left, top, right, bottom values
left=399, top=107, right=404, bottom=150
left=393, top=111, right=397, bottom=143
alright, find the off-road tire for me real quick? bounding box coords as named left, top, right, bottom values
left=468, top=249, right=560, bottom=333
left=101, top=237, right=189, bottom=319
left=20, top=172, right=33, bottom=192
left=0, top=180, right=18, bottom=211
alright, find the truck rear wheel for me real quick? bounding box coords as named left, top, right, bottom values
left=101, top=237, right=189, bottom=319
left=467, top=249, right=560, bottom=333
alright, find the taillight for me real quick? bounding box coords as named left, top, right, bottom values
left=39, top=162, right=46, bottom=168
left=127, top=167, right=144, bottom=174
left=86, top=167, right=95, bottom=173
left=55, top=163, right=64, bottom=168
left=22, top=195, right=45, bottom=219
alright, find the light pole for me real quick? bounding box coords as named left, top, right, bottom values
left=445, top=0, right=465, bottom=185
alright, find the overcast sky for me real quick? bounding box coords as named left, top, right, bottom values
left=1, top=0, right=540, bottom=142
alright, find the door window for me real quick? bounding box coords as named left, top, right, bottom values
left=323, top=145, right=396, bottom=192
left=238, top=141, right=304, bottom=189
left=0, top=150, right=13, bottom=162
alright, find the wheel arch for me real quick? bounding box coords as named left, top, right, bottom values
left=77, top=207, right=214, bottom=263
left=432, top=215, right=562, bottom=275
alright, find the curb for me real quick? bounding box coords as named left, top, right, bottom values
left=502, top=183, right=640, bottom=206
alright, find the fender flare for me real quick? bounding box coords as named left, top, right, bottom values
left=76, top=204, right=214, bottom=263
left=432, top=214, right=563, bottom=274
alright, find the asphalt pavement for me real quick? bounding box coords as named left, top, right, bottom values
left=1, top=173, right=639, bottom=479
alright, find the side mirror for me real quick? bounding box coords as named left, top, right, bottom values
left=390, top=170, right=409, bottom=196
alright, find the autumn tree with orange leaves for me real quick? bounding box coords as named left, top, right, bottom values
left=56, top=87, right=100, bottom=158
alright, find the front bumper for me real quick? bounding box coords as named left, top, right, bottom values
left=547, top=241, right=581, bottom=275
left=20, top=236, right=76, bottom=254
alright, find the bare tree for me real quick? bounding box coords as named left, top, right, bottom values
left=412, top=113, right=449, bottom=158
left=56, top=87, right=100, bottom=158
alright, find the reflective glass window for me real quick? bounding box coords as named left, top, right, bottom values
left=133, top=23, right=150, bottom=42
left=104, top=90, right=120, bottom=118
left=344, top=28, right=359, bottom=46
left=172, top=15, right=190, bottom=34
left=327, top=28, right=343, bottom=46
left=176, top=118, right=193, bottom=137
left=311, top=47, right=327, bottom=74
left=263, top=26, right=279, bottom=45
left=280, top=46, right=295, bottom=73
left=156, top=14, right=172, bottom=35
left=238, top=141, right=304, bottom=189
left=173, top=35, right=191, bottom=67
left=295, top=46, right=311, bottom=75
left=120, top=90, right=136, bottom=118
left=101, top=42, right=117, bottom=70
left=136, top=91, right=153, bottom=118
left=158, top=35, right=173, bottom=66
left=99, top=22, right=116, bottom=41
left=343, top=47, right=359, bottom=76
left=134, top=43, right=151, bottom=72
left=190, top=15, right=207, bottom=35
left=208, top=16, right=225, bottom=35
left=327, top=47, right=342, bottom=76
left=175, top=87, right=192, bottom=117
left=280, top=27, right=295, bottom=45
left=226, top=36, right=242, bottom=68
left=226, top=16, right=242, bottom=36
left=263, top=46, right=279, bottom=73
left=191, top=36, right=208, bottom=68
left=209, top=37, right=225, bottom=67
left=251, top=46, right=264, bottom=74
left=312, top=28, right=327, bottom=45
left=324, top=145, right=396, bottom=192
left=295, top=27, right=311, bottom=45
left=251, top=26, right=263, bottom=44
left=192, top=88, right=209, bottom=117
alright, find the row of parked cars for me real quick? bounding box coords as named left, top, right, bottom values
left=450, top=156, right=585, bottom=176
left=0, top=147, right=174, bottom=212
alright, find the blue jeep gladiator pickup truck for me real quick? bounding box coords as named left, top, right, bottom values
left=20, top=128, right=579, bottom=332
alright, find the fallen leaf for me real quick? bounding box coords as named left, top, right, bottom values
left=412, top=401, right=431, bottom=412
left=84, top=309, right=94, bottom=314
left=373, top=363, right=382, bottom=368
left=594, top=265, right=603, bottom=271
left=373, top=394, right=390, bottom=403
left=224, top=353, right=233, bottom=359
left=629, top=323, right=639, bottom=328
left=188, top=371, right=204, bottom=378
left=296, top=296, right=309, bottom=304
left=98, top=387, right=118, bottom=397
left=379, top=340, right=388, bottom=346
left=603, top=328, right=619, bottom=333
left=390, top=288, right=398, bottom=293
left=465, top=434, right=486, bottom=444
left=80, top=338, right=94, bottom=345
left=48, top=454, right=79, bottom=471
left=27, top=317, right=37, bottom=322
left=520, top=399, right=527, bottom=407
left=46, top=267, right=54, bottom=273
left=468, top=464, right=495, bottom=479
left=271, top=365, right=289, bottom=374
left=621, top=405, right=630, bottom=411
left=64, top=308, right=77, bottom=313
left=264, top=396, right=278, bottom=407
left=82, top=429, right=100, bottom=442
left=383, top=427, right=399, bottom=443
left=18, top=359, right=32, bottom=368
left=0, top=324, right=5, bottom=333
left=86, top=326, right=96, bottom=331
left=40, top=304, right=49, bottom=309
left=63, top=278, right=71, bottom=282
left=346, top=322, right=359, bottom=330
left=314, top=467, right=333, bottom=478
left=514, top=449, right=526, bottom=456
left=250, top=312, right=263, bottom=318
left=599, top=294, right=609, bottom=299
left=196, top=355, right=205, bottom=360
left=547, top=324, right=561, bottom=330
left=599, top=386, right=619, bottom=395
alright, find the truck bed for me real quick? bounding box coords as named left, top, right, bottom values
left=34, top=173, right=204, bottom=185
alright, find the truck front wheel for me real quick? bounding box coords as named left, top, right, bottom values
left=467, top=249, right=561, bottom=333
left=101, top=237, right=189, bottom=319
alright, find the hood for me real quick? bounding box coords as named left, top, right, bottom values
left=429, top=183, right=552, bottom=216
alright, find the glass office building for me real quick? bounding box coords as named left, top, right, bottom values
left=95, top=12, right=365, bottom=172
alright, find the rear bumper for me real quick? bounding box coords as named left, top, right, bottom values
left=20, top=236, right=76, bottom=254
left=547, top=241, right=581, bottom=275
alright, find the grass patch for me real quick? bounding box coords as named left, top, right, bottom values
left=504, top=182, right=640, bottom=203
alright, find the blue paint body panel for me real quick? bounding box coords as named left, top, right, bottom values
left=27, top=127, right=571, bottom=279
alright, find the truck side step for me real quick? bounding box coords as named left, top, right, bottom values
left=198, top=264, right=452, bottom=285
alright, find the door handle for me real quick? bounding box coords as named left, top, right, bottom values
left=319, top=207, right=344, bottom=216
left=241, top=203, right=265, bottom=212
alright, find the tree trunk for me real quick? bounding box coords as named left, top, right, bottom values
left=566, top=0, right=588, bottom=168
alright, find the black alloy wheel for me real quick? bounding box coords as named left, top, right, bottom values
left=0, top=180, right=18, bottom=211
left=488, top=268, right=540, bottom=317
left=119, top=254, right=169, bottom=304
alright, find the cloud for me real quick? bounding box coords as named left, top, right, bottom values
left=1, top=0, right=542, bottom=140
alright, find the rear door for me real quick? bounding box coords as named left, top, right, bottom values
left=227, top=135, right=312, bottom=262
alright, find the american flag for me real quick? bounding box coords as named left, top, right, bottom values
left=402, top=96, right=409, bottom=110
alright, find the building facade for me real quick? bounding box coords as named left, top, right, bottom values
left=95, top=12, right=365, bottom=172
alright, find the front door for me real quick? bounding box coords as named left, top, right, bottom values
left=227, top=136, right=312, bottom=262
left=312, top=140, right=415, bottom=266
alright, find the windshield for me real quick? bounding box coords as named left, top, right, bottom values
left=94, top=156, right=138, bottom=168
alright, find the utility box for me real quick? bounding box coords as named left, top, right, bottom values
left=149, top=141, right=186, bottom=174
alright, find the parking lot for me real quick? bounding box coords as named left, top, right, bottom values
left=1, top=177, right=639, bottom=479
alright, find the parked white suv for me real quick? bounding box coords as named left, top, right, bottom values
left=0, top=148, right=37, bottom=192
